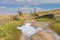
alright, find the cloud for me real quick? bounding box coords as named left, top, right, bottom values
left=0, top=6, right=16, bottom=15
left=0, top=6, right=45, bottom=14
left=15, top=0, right=26, bottom=3
left=15, top=0, right=60, bottom=5
left=0, top=0, right=60, bottom=15
left=0, top=0, right=60, bottom=6
left=0, top=6, right=6, bottom=9
left=17, top=6, right=33, bottom=13
left=0, top=6, right=14, bottom=9
left=17, top=6, right=45, bottom=13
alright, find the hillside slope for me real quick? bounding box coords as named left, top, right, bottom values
left=37, top=9, right=60, bottom=16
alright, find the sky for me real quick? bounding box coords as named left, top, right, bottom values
left=0, top=0, right=60, bottom=15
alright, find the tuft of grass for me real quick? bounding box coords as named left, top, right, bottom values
left=50, top=22, right=60, bottom=35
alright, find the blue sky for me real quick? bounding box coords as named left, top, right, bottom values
left=0, top=0, right=60, bottom=15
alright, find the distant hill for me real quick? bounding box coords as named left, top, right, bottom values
left=37, top=9, right=60, bottom=16
left=47, top=9, right=60, bottom=15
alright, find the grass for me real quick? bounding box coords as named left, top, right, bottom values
left=0, top=20, right=24, bottom=40
left=31, top=13, right=60, bottom=35
left=49, top=22, right=60, bottom=35
left=0, top=14, right=26, bottom=40
left=30, top=14, right=54, bottom=22
left=20, top=14, right=26, bottom=21
left=49, top=16, right=60, bottom=35
left=35, top=18, right=54, bottom=22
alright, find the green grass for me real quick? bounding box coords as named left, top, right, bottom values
left=0, top=20, right=25, bottom=40
left=35, top=18, right=54, bottom=22
left=0, top=14, right=26, bottom=40
left=30, top=14, right=55, bottom=22
left=49, top=16, right=60, bottom=35
left=50, top=22, right=60, bottom=35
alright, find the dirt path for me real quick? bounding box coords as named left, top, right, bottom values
left=19, top=14, right=60, bottom=40
left=24, top=14, right=51, bottom=29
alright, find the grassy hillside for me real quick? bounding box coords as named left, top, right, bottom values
left=0, top=14, right=26, bottom=40
left=37, top=9, right=60, bottom=16
left=0, top=21, right=23, bottom=40
left=50, top=22, right=60, bottom=35
left=31, top=9, right=60, bottom=22
left=31, top=14, right=55, bottom=22
left=31, top=9, right=60, bottom=35
left=49, top=16, right=60, bottom=35
left=0, top=14, right=26, bottom=25
left=0, top=15, right=17, bottom=25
